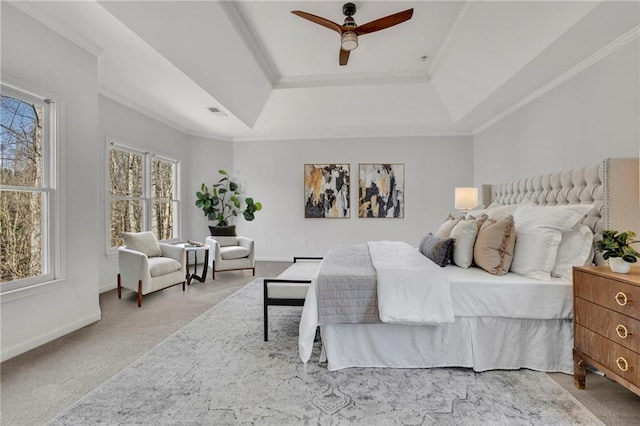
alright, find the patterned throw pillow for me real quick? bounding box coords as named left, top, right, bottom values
left=473, top=215, right=516, bottom=276
left=419, top=233, right=455, bottom=267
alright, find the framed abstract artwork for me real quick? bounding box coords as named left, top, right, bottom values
left=358, top=163, right=404, bottom=218
left=304, top=164, right=350, bottom=218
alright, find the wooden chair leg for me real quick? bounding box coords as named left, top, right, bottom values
left=212, top=267, right=216, bottom=280
left=182, top=281, right=185, bottom=291
left=137, top=280, right=142, bottom=307
left=252, top=267, right=256, bottom=276
left=117, top=273, right=122, bottom=299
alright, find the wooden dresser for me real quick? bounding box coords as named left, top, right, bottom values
left=573, top=265, right=640, bottom=396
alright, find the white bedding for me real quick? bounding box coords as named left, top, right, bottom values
left=445, top=266, right=572, bottom=319
left=299, top=261, right=574, bottom=369
left=369, top=241, right=454, bottom=325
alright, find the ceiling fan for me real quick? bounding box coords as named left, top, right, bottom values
left=291, top=3, right=414, bottom=66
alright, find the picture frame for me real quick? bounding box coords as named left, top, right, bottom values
left=304, top=163, right=350, bottom=218
left=358, top=163, right=404, bottom=218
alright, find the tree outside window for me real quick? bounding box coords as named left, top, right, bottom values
left=108, top=143, right=179, bottom=248
left=0, top=93, right=49, bottom=284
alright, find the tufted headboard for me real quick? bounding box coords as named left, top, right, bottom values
left=483, top=158, right=639, bottom=266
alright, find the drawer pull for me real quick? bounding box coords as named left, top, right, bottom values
left=615, top=292, right=629, bottom=306
left=616, top=324, right=632, bottom=339
left=616, top=356, right=629, bottom=372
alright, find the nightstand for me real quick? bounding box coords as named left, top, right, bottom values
left=573, top=265, right=640, bottom=396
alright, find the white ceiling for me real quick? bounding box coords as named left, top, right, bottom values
left=9, top=1, right=640, bottom=141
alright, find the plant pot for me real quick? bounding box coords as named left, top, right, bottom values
left=209, top=225, right=237, bottom=237
left=609, top=257, right=631, bottom=274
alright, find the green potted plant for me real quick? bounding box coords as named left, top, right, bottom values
left=595, top=229, right=639, bottom=274
left=195, top=170, right=262, bottom=236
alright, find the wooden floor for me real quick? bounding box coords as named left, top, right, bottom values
left=1, top=260, right=639, bottom=425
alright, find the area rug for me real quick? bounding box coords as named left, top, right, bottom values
left=50, top=279, right=602, bottom=425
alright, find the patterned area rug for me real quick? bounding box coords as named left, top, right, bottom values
left=51, top=279, right=602, bottom=425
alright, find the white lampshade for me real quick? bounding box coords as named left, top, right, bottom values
left=455, top=187, right=478, bottom=212
left=341, top=31, right=358, bottom=51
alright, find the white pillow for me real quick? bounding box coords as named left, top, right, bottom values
left=485, top=204, right=518, bottom=220
left=450, top=219, right=479, bottom=269
left=122, top=231, right=162, bottom=258
left=551, top=224, right=594, bottom=281
left=510, top=203, right=593, bottom=280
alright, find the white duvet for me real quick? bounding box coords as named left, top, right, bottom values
left=368, top=241, right=454, bottom=325
left=299, top=241, right=454, bottom=364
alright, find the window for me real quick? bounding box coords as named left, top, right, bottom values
left=108, top=141, right=179, bottom=249
left=1, top=86, right=55, bottom=286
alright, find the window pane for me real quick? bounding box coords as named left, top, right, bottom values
left=152, top=200, right=175, bottom=241
left=110, top=199, right=143, bottom=247
left=151, top=158, right=174, bottom=200
left=0, top=190, right=43, bottom=283
left=0, top=95, right=43, bottom=187
left=109, top=148, right=143, bottom=197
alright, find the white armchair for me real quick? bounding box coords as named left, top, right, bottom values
left=205, top=236, right=255, bottom=279
left=117, top=232, right=186, bottom=307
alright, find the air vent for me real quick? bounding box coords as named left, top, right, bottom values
left=208, top=106, right=227, bottom=117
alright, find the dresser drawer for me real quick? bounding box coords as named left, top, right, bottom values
left=575, top=324, right=638, bottom=384
left=575, top=298, right=640, bottom=353
left=574, top=270, right=640, bottom=320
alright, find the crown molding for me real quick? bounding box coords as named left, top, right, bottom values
left=233, top=125, right=472, bottom=143
left=473, top=24, right=640, bottom=135
left=220, top=1, right=279, bottom=87
left=427, top=1, right=472, bottom=78
left=9, top=1, right=104, bottom=57
left=99, top=87, right=233, bottom=142
left=276, top=71, right=429, bottom=89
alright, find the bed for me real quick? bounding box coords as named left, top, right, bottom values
left=299, top=158, right=639, bottom=373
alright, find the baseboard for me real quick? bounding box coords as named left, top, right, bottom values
left=1, top=311, right=101, bottom=362
left=100, top=281, right=117, bottom=294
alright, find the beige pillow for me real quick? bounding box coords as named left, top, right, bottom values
left=122, top=231, right=162, bottom=258
left=450, top=219, right=479, bottom=269
left=473, top=215, right=516, bottom=276
left=435, top=214, right=462, bottom=239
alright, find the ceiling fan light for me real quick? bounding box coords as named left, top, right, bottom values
left=341, top=31, right=358, bottom=51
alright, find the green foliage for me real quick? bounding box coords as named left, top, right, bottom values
left=595, top=230, right=639, bottom=263
left=195, top=170, right=262, bottom=227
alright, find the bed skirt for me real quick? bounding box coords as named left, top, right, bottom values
left=318, top=317, right=573, bottom=374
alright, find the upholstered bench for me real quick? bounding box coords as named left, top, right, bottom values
left=263, top=257, right=322, bottom=341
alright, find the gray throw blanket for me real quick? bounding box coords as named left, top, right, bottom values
left=316, top=244, right=380, bottom=324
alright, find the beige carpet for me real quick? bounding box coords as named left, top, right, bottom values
left=1, top=261, right=639, bottom=425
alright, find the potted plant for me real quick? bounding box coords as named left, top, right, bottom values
left=595, top=230, right=639, bottom=274
left=195, top=170, right=262, bottom=236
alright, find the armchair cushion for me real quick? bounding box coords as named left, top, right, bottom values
left=221, top=246, right=251, bottom=260
left=148, top=257, right=182, bottom=277
left=122, top=231, right=162, bottom=258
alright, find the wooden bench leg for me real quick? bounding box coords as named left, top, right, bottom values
left=137, top=280, right=143, bottom=308
left=117, top=274, right=122, bottom=299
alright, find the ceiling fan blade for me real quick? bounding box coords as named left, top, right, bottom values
left=339, top=49, right=350, bottom=66
left=355, top=9, right=414, bottom=36
left=291, top=11, right=343, bottom=34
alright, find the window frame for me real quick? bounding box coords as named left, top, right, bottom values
left=1, top=83, right=60, bottom=292
left=106, top=139, right=181, bottom=254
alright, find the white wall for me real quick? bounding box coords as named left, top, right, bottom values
left=1, top=4, right=101, bottom=361
left=474, top=39, right=639, bottom=184
left=186, top=135, right=234, bottom=242
left=234, top=136, right=474, bottom=260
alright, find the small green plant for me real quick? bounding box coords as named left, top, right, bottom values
left=595, top=230, right=639, bottom=263
left=195, top=170, right=262, bottom=227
